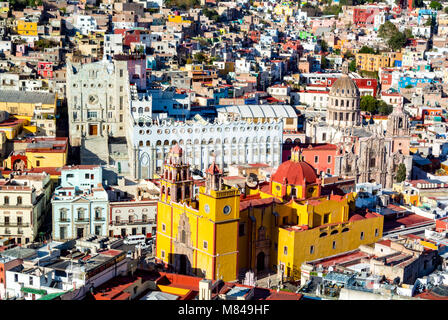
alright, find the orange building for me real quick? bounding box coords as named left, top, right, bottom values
left=297, top=144, right=338, bottom=176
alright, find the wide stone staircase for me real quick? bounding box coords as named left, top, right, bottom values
left=80, top=136, right=109, bottom=165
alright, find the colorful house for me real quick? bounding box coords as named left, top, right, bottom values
left=16, top=20, right=38, bottom=36
left=52, top=165, right=108, bottom=240
left=37, top=62, right=54, bottom=79
left=3, top=137, right=68, bottom=171
left=167, top=15, right=192, bottom=24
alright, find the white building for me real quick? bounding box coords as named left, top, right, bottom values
left=216, top=104, right=298, bottom=131
left=66, top=59, right=130, bottom=148
left=127, top=116, right=283, bottom=179
left=104, top=33, right=123, bottom=58
left=412, top=26, right=431, bottom=39
left=74, top=15, right=98, bottom=36
left=296, top=90, right=329, bottom=111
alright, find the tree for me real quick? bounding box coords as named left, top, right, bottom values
left=344, top=51, right=355, bottom=59
left=445, top=6, right=448, bottom=14
left=378, top=21, right=397, bottom=39
left=412, top=0, right=424, bottom=7
left=320, top=40, right=328, bottom=53
left=193, top=52, right=207, bottom=63
left=323, top=5, right=342, bottom=16
left=348, top=59, right=357, bottom=72
left=360, top=95, right=393, bottom=115
left=377, top=101, right=393, bottom=115
left=358, top=46, right=376, bottom=54
left=425, top=17, right=434, bottom=27
left=360, top=95, right=378, bottom=114
left=396, top=163, right=407, bottom=182
left=387, top=32, right=407, bottom=51
left=321, top=56, right=329, bottom=69
left=203, top=7, right=220, bottom=22
left=429, top=0, right=442, bottom=10
left=404, top=28, right=413, bottom=39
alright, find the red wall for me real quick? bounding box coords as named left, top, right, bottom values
left=301, top=148, right=338, bottom=175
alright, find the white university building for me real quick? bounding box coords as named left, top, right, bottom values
left=127, top=116, right=284, bottom=179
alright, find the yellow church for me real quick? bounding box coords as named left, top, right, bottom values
left=155, top=145, right=384, bottom=282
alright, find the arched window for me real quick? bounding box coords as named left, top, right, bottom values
left=17, top=196, right=22, bottom=205
left=181, top=230, right=186, bottom=243
left=167, top=188, right=171, bottom=196
left=4, top=196, right=9, bottom=205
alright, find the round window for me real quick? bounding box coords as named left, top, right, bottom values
left=223, top=205, right=231, bottom=215
left=204, top=204, right=210, bottom=214
left=276, top=185, right=281, bottom=191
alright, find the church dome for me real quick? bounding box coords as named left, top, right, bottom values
left=271, top=160, right=318, bottom=186
left=326, top=73, right=361, bottom=128
left=329, top=76, right=360, bottom=98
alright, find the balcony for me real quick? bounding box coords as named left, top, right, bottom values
left=94, top=217, right=105, bottom=222
left=113, top=219, right=155, bottom=226
left=0, top=223, right=30, bottom=227
left=59, top=218, right=70, bottom=223
left=75, top=218, right=89, bottom=223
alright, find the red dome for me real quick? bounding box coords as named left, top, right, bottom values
left=272, top=161, right=318, bottom=185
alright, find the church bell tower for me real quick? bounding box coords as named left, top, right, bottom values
left=160, top=144, right=194, bottom=204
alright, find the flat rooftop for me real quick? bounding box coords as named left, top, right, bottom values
left=0, top=90, right=56, bottom=105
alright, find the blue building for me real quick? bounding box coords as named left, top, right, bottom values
left=52, top=166, right=109, bottom=241
left=355, top=182, right=382, bottom=209
left=398, top=76, right=439, bottom=91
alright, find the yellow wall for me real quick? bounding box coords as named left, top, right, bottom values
left=157, top=285, right=190, bottom=296
left=0, top=4, right=9, bottom=14
left=17, top=21, right=37, bottom=36
left=168, top=15, right=191, bottom=24
left=0, top=122, right=23, bottom=139
left=26, top=151, right=67, bottom=168
left=6, top=149, right=67, bottom=169
left=278, top=214, right=383, bottom=279
left=156, top=184, right=240, bottom=282
left=0, top=99, right=56, bottom=117
left=356, top=53, right=393, bottom=72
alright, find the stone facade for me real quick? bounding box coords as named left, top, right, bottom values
left=305, top=71, right=412, bottom=189
left=66, top=59, right=130, bottom=147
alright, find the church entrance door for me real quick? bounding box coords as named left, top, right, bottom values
left=257, top=252, right=265, bottom=272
